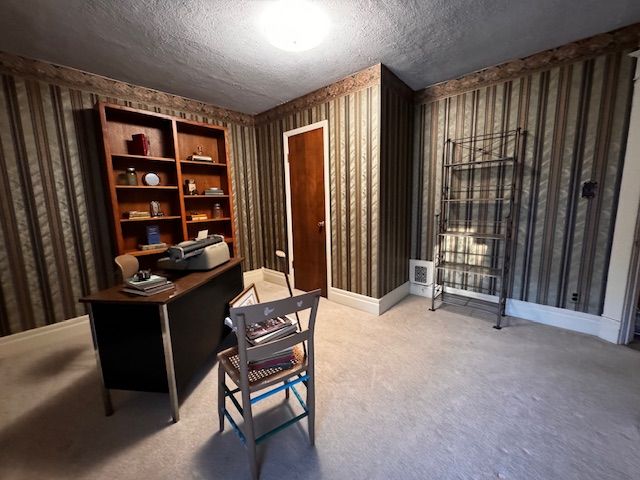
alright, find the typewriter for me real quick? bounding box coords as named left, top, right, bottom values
left=157, top=234, right=230, bottom=271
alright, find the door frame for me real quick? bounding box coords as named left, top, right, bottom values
left=283, top=120, right=332, bottom=292
left=602, top=49, right=640, bottom=344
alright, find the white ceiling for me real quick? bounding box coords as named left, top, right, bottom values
left=1, top=0, right=639, bottom=114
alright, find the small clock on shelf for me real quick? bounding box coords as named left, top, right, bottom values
left=143, top=172, right=161, bottom=186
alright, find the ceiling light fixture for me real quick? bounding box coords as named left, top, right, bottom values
left=261, top=0, right=330, bottom=52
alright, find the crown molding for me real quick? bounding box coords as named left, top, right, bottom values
left=254, top=64, right=382, bottom=125
left=0, top=51, right=255, bottom=126
left=415, top=23, right=640, bottom=104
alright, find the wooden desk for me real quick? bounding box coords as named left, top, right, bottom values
left=80, top=257, right=243, bottom=422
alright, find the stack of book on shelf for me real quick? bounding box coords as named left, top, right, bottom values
left=187, top=154, right=213, bottom=162
left=245, top=316, right=299, bottom=371
left=124, top=210, right=151, bottom=220
left=122, top=274, right=175, bottom=296
left=187, top=213, right=208, bottom=221
left=203, top=187, right=224, bottom=196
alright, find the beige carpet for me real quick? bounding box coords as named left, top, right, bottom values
left=1, top=281, right=639, bottom=480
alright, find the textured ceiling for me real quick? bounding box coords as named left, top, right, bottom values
left=1, top=0, right=639, bottom=114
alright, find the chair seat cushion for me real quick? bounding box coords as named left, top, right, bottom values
left=218, top=344, right=307, bottom=392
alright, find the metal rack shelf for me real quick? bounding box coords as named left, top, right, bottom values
left=443, top=157, right=515, bottom=168
left=438, top=231, right=505, bottom=240
left=430, top=129, right=525, bottom=329
left=435, top=262, right=502, bottom=277
left=433, top=290, right=499, bottom=315
left=442, top=197, right=509, bottom=203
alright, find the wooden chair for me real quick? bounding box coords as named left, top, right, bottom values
left=114, top=254, right=139, bottom=281
left=217, top=289, right=321, bottom=480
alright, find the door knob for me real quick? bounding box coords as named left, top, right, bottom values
left=317, top=220, right=325, bottom=229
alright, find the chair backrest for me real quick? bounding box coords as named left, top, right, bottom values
left=230, top=289, right=321, bottom=386
left=114, top=254, right=139, bottom=281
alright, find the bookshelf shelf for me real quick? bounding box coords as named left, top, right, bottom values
left=121, top=216, right=182, bottom=223
left=186, top=217, right=231, bottom=224
left=184, top=195, right=229, bottom=199
left=112, top=153, right=176, bottom=163
left=97, top=102, right=237, bottom=264
left=181, top=160, right=228, bottom=168
left=115, top=185, right=179, bottom=190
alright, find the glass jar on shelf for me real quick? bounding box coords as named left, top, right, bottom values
left=125, top=167, right=138, bottom=186
left=213, top=203, right=223, bottom=219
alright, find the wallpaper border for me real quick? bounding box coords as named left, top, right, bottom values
left=415, top=23, right=640, bottom=104
left=0, top=51, right=254, bottom=126
left=254, top=64, right=382, bottom=124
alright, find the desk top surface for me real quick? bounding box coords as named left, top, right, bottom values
left=80, top=257, right=243, bottom=306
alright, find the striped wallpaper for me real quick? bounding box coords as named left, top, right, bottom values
left=0, top=26, right=636, bottom=335
left=256, top=83, right=381, bottom=297
left=413, top=49, right=635, bottom=314
left=0, top=74, right=263, bottom=336
left=379, top=69, right=413, bottom=297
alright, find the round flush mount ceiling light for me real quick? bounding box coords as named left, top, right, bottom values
left=261, top=0, right=330, bottom=52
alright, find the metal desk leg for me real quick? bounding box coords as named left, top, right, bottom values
left=88, top=305, right=113, bottom=416
left=159, top=305, right=180, bottom=423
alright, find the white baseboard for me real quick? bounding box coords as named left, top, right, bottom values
left=423, top=286, right=621, bottom=343
left=505, top=299, right=621, bottom=343
left=505, top=299, right=603, bottom=337
left=598, top=315, right=622, bottom=343
left=328, top=287, right=379, bottom=314
left=260, top=267, right=410, bottom=315
left=379, top=282, right=410, bottom=314
left=243, top=268, right=264, bottom=285
left=0, top=315, right=89, bottom=357
left=263, top=268, right=289, bottom=287
left=328, top=282, right=410, bottom=315
left=244, top=267, right=291, bottom=288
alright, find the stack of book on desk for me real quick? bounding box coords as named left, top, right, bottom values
left=245, top=316, right=298, bottom=371
left=122, top=274, right=175, bottom=296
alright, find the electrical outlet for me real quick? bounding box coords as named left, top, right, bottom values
left=571, top=292, right=579, bottom=302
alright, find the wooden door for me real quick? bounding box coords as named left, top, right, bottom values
left=287, top=128, right=327, bottom=296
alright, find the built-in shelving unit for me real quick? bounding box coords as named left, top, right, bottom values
left=97, top=102, right=236, bottom=265
left=430, top=129, right=525, bottom=329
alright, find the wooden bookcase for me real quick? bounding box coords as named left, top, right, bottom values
left=97, top=102, right=236, bottom=264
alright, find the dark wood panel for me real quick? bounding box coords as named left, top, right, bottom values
left=93, top=303, right=168, bottom=393
left=168, top=263, right=243, bottom=391
left=176, top=122, right=225, bottom=163
left=89, top=263, right=243, bottom=397
left=104, top=108, right=175, bottom=158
